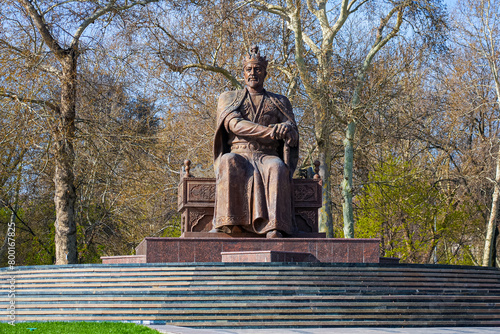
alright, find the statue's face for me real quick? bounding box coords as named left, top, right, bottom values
left=244, top=63, right=266, bottom=91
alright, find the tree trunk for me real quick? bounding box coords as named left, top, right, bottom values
left=54, top=50, right=78, bottom=265
left=342, top=120, right=356, bottom=238
left=483, top=143, right=500, bottom=267
left=317, top=141, right=334, bottom=238
left=494, top=226, right=500, bottom=267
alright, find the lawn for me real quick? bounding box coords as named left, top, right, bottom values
left=0, top=322, right=161, bottom=333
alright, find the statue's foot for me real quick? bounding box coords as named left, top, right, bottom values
left=266, top=230, right=283, bottom=238
left=209, top=227, right=224, bottom=233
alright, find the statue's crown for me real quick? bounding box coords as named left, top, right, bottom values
left=243, top=45, right=268, bottom=69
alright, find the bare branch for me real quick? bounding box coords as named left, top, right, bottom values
left=351, top=2, right=406, bottom=113
left=0, top=38, right=25, bottom=54
left=0, top=37, right=62, bottom=77
left=159, top=56, right=242, bottom=89
left=272, top=65, right=298, bottom=97
left=288, top=1, right=314, bottom=89
left=250, top=0, right=321, bottom=55
left=252, top=0, right=288, bottom=19
left=153, top=21, right=201, bottom=58
left=0, top=90, right=59, bottom=112
left=329, top=0, right=352, bottom=41
left=36, top=64, right=62, bottom=77
left=41, top=0, right=85, bottom=16
left=306, top=0, right=320, bottom=18
left=19, top=0, right=65, bottom=57
left=347, top=0, right=369, bottom=13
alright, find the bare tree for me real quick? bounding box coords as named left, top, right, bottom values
left=0, top=0, right=160, bottom=264
left=452, top=0, right=500, bottom=266
left=248, top=0, right=447, bottom=237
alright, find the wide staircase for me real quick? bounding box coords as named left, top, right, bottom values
left=1, top=262, right=499, bottom=327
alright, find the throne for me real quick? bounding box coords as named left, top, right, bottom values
left=178, top=160, right=324, bottom=237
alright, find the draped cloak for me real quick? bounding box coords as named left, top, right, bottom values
left=213, top=88, right=299, bottom=235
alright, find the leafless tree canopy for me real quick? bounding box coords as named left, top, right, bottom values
left=0, top=0, right=499, bottom=266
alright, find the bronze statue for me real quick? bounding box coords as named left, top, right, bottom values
left=211, top=46, right=299, bottom=238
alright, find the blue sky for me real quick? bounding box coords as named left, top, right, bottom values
left=444, top=0, right=457, bottom=9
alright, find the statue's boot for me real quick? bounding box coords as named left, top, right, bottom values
left=209, top=227, right=225, bottom=233
left=209, top=225, right=235, bottom=233
left=266, top=230, right=283, bottom=238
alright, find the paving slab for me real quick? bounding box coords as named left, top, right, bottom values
left=146, top=326, right=500, bottom=334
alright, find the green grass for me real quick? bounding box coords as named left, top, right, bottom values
left=0, top=322, right=161, bottom=333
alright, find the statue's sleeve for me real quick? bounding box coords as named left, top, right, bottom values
left=226, top=117, right=274, bottom=140
left=280, top=97, right=298, bottom=134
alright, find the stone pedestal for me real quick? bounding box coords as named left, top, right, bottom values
left=135, top=237, right=380, bottom=263
left=103, top=172, right=380, bottom=265
left=178, top=177, right=323, bottom=236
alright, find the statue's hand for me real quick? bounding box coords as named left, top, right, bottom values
left=285, top=129, right=299, bottom=147
left=271, top=123, right=290, bottom=140
left=272, top=123, right=298, bottom=147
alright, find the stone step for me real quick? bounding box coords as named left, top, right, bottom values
left=6, top=271, right=500, bottom=281
left=1, top=263, right=499, bottom=327
left=12, top=288, right=500, bottom=297
left=12, top=302, right=500, bottom=309
left=8, top=300, right=500, bottom=307
left=2, top=263, right=499, bottom=274
left=9, top=312, right=500, bottom=320
left=7, top=279, right=500, bottom=288
left=8, top=307, right=500, bottom=316
left=6, top=294, right=500, bottom=303
left=5, top=316, right=500, bottom=327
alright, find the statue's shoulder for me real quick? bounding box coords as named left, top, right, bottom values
left=218, top=89, right=245, bottom=107
left=266, top=91, right=292, bottom=110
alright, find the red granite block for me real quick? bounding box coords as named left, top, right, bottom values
left=332, top=240, right=349, bottom=262
left=284, top=239, right=309, bottom=253
left=155, top=239, right=178, bottom=262
left=221, top=251, right=319, bottom=263
left=145, top=239, right=159, bottom=262
left=304, top=240, right=317, bottom=257
left=195, top=240, right=223, bottom=262
left=133, top=237, right=380, bottom=263
left=178, top=239, right=195, bottom=262
left=252, top=240, right=274, bottom=252
left=316, top=241, right=332, bottom=261
left=363, top=240, right=380, bottom=262
left=272, top=240, right=286, bottom=252
left=282, top=251, right=319, bottom=263
left=347, top=241, right=364, bottom=263
left=221, top=251, right=266, bottom=262
left=101, top=255, right=146, bottom=264
left=222, top=240, right=247, bottom=252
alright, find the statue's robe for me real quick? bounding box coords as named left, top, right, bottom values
left=213, top=88, right=299, bottom=235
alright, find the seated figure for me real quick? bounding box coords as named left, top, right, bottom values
left=212, top=46, right=299, bottom=238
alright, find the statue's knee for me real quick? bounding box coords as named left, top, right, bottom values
left=220, top=153, right=247, bottom=170
left=268, top=159, right=288, bottom=176
left=220, top=153, right=237, bottom=166
left=269, top=159, right=286, bottom=170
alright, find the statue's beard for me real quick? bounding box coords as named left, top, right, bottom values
left=247, top=78, right=261, bottom=87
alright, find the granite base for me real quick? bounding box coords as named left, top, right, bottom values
left=221, top=250, right=320, bottom=263
left=135, top=237, right=380, bottom=263
left=101, top=255, right=146, bottom=264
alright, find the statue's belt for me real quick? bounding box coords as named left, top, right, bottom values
left=230, top=141, right=278, bottom=154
